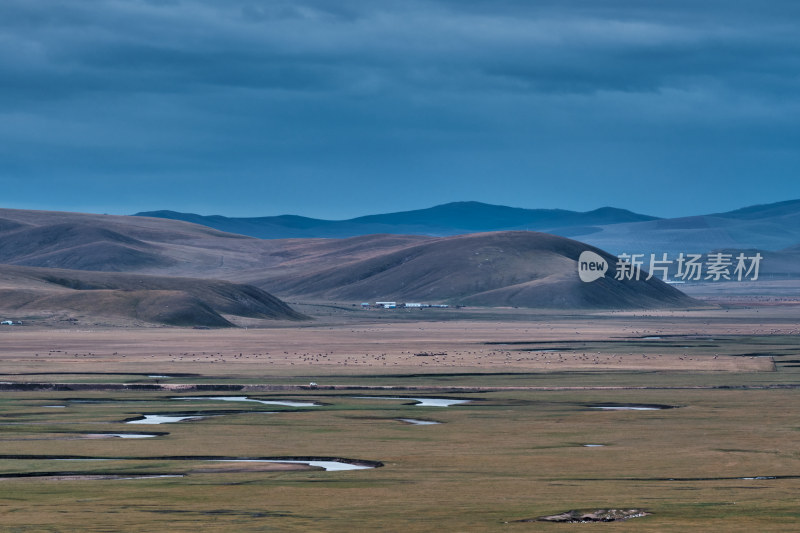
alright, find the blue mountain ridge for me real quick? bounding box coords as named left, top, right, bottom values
left=135, top=201, right=659, bottom=239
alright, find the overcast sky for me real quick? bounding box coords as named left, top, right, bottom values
left=1, top=0, right=799, bottom=219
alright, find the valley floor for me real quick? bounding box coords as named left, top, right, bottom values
left=1, top=306, right=799, bottom=531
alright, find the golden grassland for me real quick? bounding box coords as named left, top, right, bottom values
left=1, top=307, right=799, bottom=531
left=3, top=305, right=798, bottom=377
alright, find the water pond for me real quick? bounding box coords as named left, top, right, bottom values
left=126, top=414, right=207, bottom=424
left=588, top=403, right=675, bottom=411
left=85, top=433, right=161, bottom=439
left=174, top=396, right=321, bottom=407
left=214, top=459, right=374, bottom=471
left=355, top=396, right=471, bottom=407
left=591, top=406, right=662, bottom=411
left=396, top=418, right=440, bottom=425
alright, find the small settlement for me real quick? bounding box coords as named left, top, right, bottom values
left=362, top=302, right=450, bottom=309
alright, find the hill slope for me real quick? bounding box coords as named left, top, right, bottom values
left=570, top=200, right=800, bottom=254
left=0, top=222, right=174, bottom=271
left=0, top=208, right=701, bottom=310
left=0, top=208, right=432, bottom=278
left=255, top=231, right=696, bottom=309
left=0, top=264, right=307, bottom=327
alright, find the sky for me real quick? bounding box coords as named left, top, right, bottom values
left=1, top=0, right=799, bottom=220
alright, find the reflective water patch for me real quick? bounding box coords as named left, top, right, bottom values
left=174, top=396, right=320, bottom=407
left=355, top=396, right=471, bottom=407
left=126, top=415, right=206, bottom=424
left=396, top=418, right=440, bottom=425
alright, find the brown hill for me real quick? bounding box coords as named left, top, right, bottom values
left=255, top=232, right=696, bottom=309
left=0, top=208, right=697, bottom=310
left=0, top=223, right=174, bottom=271
left=0, top=217, right=31, bottom=233
left=0, top=264, right=307, bottom=327
left=0, top=208, right=270, bottom=277
left=0, top=208, right=431, bottom=278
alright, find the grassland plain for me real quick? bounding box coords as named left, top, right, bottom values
left=1, top=308, right=799, bottom=531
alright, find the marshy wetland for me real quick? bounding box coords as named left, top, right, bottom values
left=1, top=308, right=800, bottom=531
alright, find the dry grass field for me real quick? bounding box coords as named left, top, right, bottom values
left=1, top=306, right=800, bottom=531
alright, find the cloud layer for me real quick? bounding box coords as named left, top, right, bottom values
left=1, top=0, right=799, bottom=217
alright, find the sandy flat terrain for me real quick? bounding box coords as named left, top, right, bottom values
left=3, top=306, right=797, bottom=377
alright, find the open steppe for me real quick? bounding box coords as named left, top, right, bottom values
left=1, top=206, right=799, bottom=530
left=0, top=307, right=796, bottom=379
left=1, top=306, right=799, bottom=531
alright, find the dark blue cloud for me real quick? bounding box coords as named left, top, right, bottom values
left=0, top=0, right=799, bottom=218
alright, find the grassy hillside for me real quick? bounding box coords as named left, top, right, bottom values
left=0, top=264, right=307, bottom=327
left=257, top=231, right=696, bottom=309
left=0, top=209, right=701, bottom=310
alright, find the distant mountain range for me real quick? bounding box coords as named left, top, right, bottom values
left=135, top=199, right=800, bottom=253
left=581, top=199, right=800, bottom=255
left=2, top=200, right=798, bottom=326
left=135, top=202, right=657, bottom=240
left=0, top=208, right=699, bottom=315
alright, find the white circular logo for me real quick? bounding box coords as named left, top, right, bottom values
left=578, top=251, right=608, bottom=282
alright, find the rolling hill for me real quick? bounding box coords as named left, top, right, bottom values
left=561, top=200, right=800, bottom=255
left=0, top=222, right=174, bottom=271
left=0, top=208, right=432, bottom=278
left=0, top=207, right=721, bottom=312
left=0, top=264, right=307, bottom=327
left=0, top=208, right=297, bottom=279
left=0, top=208, right=312, bottom=326
left=251, top=231, right=697, bottom=309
